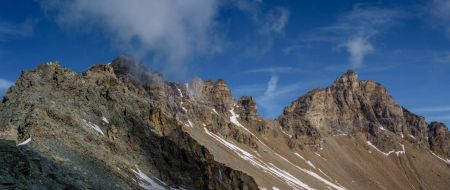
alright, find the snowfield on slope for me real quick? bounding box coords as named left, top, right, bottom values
left=204, top=127, right=314, bottom=190
left=204, top=127, right=347, bottom=190
left=17, top=137, right=32, bottom=146
left=82, top=119, right=104, bottom=135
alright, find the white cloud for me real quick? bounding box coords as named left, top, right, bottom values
left=263, top=75, right=278, bottom=97
left=0, top=78, right=13, bottom=95
left=40, top=0, right=220, bottom=77
left=340, top=37, right=374, bottom=67
left=306, top=5, right=402, bottom=67
left=40, top=0, right=290, bottom=76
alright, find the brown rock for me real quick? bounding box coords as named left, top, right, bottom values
left=428, top=122, right=450, bottom=157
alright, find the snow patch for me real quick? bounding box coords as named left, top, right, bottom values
left=204, top=127, right=314, bottom=190
left=212, top=108, right=219, bottom=115
left=187, top=120, right=194, bottom=128
left=279, top=126, right=292, bottom=138
left=314, top=152, right=327, bottom=160
left=367, top=141, right=392, bottom=156
left=431, top=151, right=450, bottom=164
left=83, top=119, right=104, bottom=135
left=272, top=187, right=279, bottom=190
left=229, top=109, right=253, bottom=135
left=102, top=117, right=109, bottom=124
left=294, top=153, right=315, bottom=168
left=132, top=166, right=166, bottom=190
left=182, top=106, right=188, bottom=113
left=409, top=134, right=415, bottom=139
left=395, top=144, right=406, bottom=156
left=367, top=141, right=405, bottom=157
left=400, top=133, right=404, bottom=138
left=17, top=137, right=31, bottom=146
left=205, top=124, right=345, bottom=190
left=299, top=168, right=346, bottom=190
left=177, top=88, right=183, bottom=97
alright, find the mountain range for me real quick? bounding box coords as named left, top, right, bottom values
left=0, top=56, right=449, bottom=190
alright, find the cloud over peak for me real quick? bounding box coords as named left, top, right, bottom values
left=41, top=0, right=220, bottom=77
left=341, top=37, right=374, bottom=67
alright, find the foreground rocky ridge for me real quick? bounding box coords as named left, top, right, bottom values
left=0, top=60, right=257, bottom=189
left=0, top=57, right=449, bottom=190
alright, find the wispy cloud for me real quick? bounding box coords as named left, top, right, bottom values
left=427, top=115, right=450, bottom=122
left=305, top=5, right=403, bottom=68
left=232, top=0, right=289, bottom=35
left=432, top=51, right=450, bottom=65
left=256, top=75, right=323, bottom=118
left=0, top=19, right=35, bottom=42
left=0, top=78, right=13, bottom=95
left=413, top=105, right=450, bottom=113
left=413, top=105, right=450, bottom=123
left=0, top=19, right=36, bottom=56
left=427, top=0, right=450, bottom=38
left=245, top=67, right=305, bottom=74
left=263, top=75, right=278, bottom=97
left=40, top=0, right=221, bottom=78
left=232, top=0, right=290, bottom=56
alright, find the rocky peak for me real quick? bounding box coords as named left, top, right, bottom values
left=110, top=56, right=166, bottom=98
left=428, top=122, right=449, bottom=157
left=333, top=69, right=359, bottom=88
left=204, top=79, right=234, bottom=112
left=278, top=70, right=431, bottom=152
left=237, top=96, right=258, bottom=122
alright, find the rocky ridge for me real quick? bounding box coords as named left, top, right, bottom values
left=0, top=57, right=449, bottom=190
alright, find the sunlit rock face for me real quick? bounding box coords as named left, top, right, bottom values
left=277, top=70, right=434, bottom=152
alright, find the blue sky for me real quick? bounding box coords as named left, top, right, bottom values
left=0, top=0, right=449, bottom=125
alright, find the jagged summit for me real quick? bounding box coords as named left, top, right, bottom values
left=334, top=69, right=358, bottom=84
left=1, top=59, right=449, bottom=190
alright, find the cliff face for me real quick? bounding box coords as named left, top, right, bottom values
left=278, top=70, right=435, bottom=152
left=428, top=122, right=450, bottom=157
left=1, top=59, right=449, bottom=190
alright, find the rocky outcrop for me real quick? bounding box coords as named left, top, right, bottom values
left=236, top=96, right=258, bottom=122
left=203, top=79, right=235, bottom=113
left=428, top=122, right=449, bottom=157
